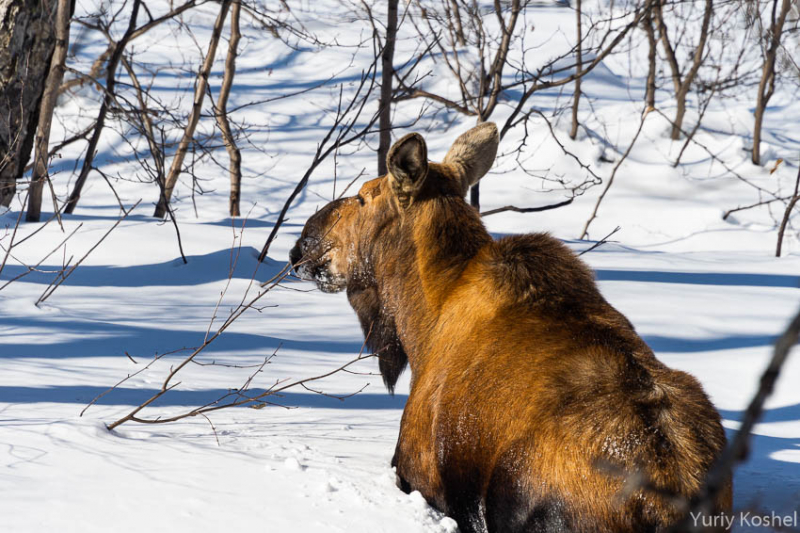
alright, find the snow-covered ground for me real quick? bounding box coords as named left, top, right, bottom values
left=2, top=0, right=799, bottom=531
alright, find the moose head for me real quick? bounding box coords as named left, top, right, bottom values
left=289, top=122, right=499, bottom=294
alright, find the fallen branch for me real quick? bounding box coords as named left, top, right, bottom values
left=105, top=261, right=292, bottom=430
left=722, top=196, right=788, bottom=220
left=80, top=348, right=186, bottom=417
left=480, top=198, right=574, bottom=217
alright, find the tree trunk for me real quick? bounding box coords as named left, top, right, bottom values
left=643, top=8, right=657, bottom=109
left=0, top=0, right=57, bottom=207
left=668, top=0, right=712, bottom=140
left=776, top=165, right=800, bottom=257
left=27, top=0, right=71, bottom=222
left=154, top=0, right=232, bottom=218
left=672, top=87, right=688, bottom=140
left=449, top=0, right=466, bottom=46
left=753, top=0, right=791, bottom=166
left=752, top=94, right=766, bottom=165
left=214, top=0, right=242, bottom=217
left=569, top=0, right=582, bottom=140
left=377, top=0, right=398, bottom=177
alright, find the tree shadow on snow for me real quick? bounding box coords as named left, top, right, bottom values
left=594, top=269, right=799, bottom=289
left=718, top=403, right=800, bottom=513
left=0, top=246, right=284, bottom=287
left=0, top=314, right=362, bottom=359
left=0, top=385, right=407, bottom=410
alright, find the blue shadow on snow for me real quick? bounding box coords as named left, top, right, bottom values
left=0, top=386, right=407, bottom=410
left=595, top=269, right=800, bottom=289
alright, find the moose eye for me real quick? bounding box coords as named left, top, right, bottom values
left=356, top=195, right=365, bottom=206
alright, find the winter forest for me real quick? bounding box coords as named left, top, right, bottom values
left=1, top=0, right=800, bottom=531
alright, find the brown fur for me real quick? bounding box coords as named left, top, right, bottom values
left=289, top=123, right=732, bottom=533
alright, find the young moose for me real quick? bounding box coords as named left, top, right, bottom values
left=289, top=124, right=731, bottom=532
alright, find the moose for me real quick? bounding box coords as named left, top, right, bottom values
left=289, top=123, right=731, bottom=532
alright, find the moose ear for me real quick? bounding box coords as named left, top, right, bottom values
left=387, top=132, right=428, bottom=208
left=443, top=122, right=499, bottom=195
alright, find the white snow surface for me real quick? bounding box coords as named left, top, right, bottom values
left=2, top=0, right=800, bottom=531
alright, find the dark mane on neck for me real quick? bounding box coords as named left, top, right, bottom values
left=347, top=285, right=408, bottom=394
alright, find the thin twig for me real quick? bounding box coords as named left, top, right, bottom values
left=581, top=108, right=649, bottom=239
left=36, top=199, right=141, bottom=305
left=578, top=226, right=621, bottom=256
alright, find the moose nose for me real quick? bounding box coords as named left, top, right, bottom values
left=289, top=242, right=302, bottom=267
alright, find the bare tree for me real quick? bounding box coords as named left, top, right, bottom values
left=498, top=1, right=654, bottom=138
left=26, top=0, right=73, bottom=222
left=570, top=0, right=583, bottom=140
left=213, top=0, right=244, bottom=217
left=377, top=0, right=399, bottom=176
left=63, top=0, right=143, bottom=214
left=153, top=0, right=233, bottom=218
left=1, top=194, right=138, bottom=299
left=752, top=0, right=793, bottom=166
left=399, top=0, right=656, bottom=211
left=58, top=0, right=205, bottom=96
left=581, top=107, right=651, bottom=239
left=654, top=0, right=713, bottom=140
left=0, top=0, right=57, bottom=206
left=36, top=200, right=141, bottom=305
left=399, top=0, right=523, bottom=209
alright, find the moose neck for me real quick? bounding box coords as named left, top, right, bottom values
left=376, top=194, right=492, bottom=376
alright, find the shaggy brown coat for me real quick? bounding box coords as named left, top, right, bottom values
left=289, top=123, right=732, bottom=533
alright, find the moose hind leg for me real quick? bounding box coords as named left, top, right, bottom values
left=438, top=463, right=490, bottom=533
left=484, top=455, right=572, bottom=533
left=391, top=450, right=412, bottom=494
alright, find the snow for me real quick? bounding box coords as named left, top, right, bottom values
left=1, top=0, right=800, bottom=531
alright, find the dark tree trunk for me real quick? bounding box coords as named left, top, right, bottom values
left=377, top=0, right=398, bottom=177
left=643, top=8, right=657, bottom=109
left=0, top=0, right=57, bottom=207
